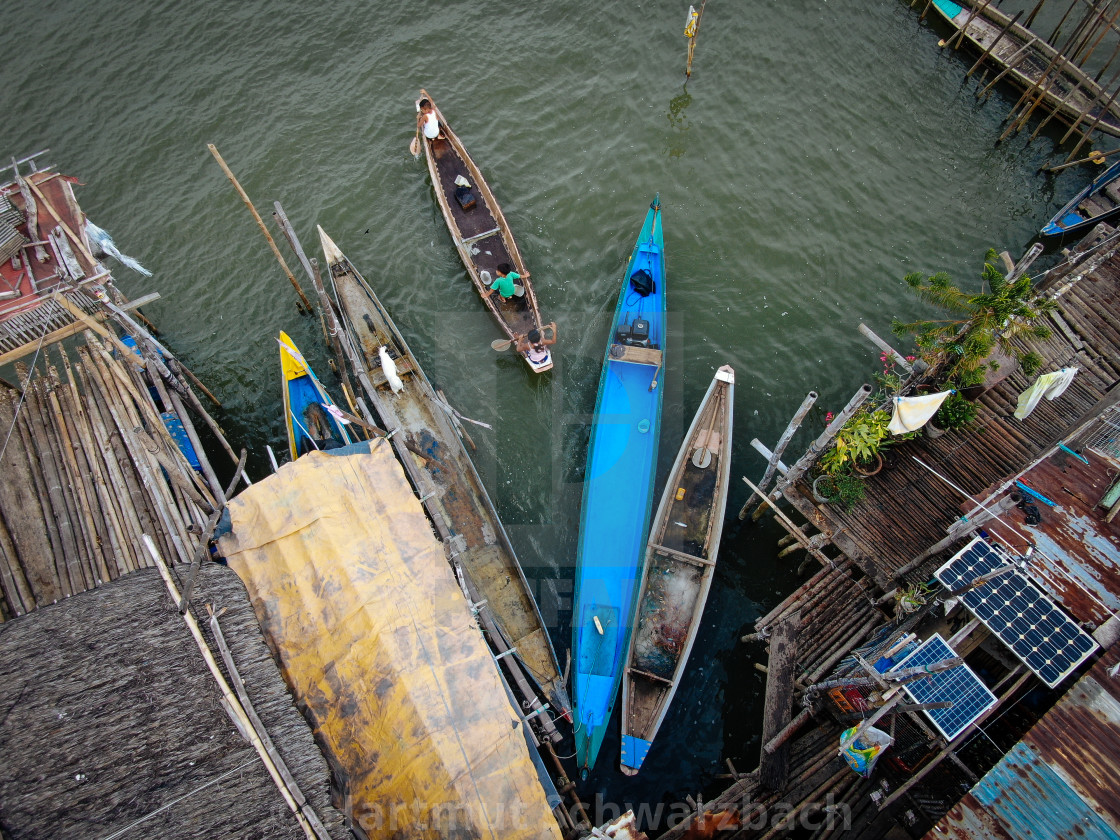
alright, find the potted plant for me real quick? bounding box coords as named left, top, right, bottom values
left=812, top=466, right=866, bottom=510
left=926, top=390, right=978, bottom=438
left=820, top=408, right=893, bottom=476
left=891, top=250, right=1054, bottom=397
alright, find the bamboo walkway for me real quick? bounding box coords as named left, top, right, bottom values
left=0, top=333, right=217, bottom=619
left=672, top=227, right=1120, bottom=839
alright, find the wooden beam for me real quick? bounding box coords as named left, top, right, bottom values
left=52, top=293, right=145, bottom=368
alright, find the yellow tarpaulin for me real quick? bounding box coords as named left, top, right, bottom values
left=218, top=446, right=561, bottom=840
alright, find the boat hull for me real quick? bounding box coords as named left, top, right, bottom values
left=279, top=331, right=352, bottom=462
left=620, top=365, right=734, bottom=774
left=416, top=89, right=553, bottom=373
left=572, top=195, right=666, bottom=775
left=927, top=0, right=1120, bottom=137
left=1041, top=159, right=1120, bottom=238
left=318, top=227, right=570, bottom=721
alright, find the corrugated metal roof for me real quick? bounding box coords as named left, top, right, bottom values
left=1013, top=451, right=1120, bottom=628
left=971, top=741, right=1119, bottom=840
left=928, top=644, right=1120, bottom=840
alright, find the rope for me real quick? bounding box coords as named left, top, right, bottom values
left=0, top=328, right=47, bottom=463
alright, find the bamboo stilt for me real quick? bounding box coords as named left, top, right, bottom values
left=967, top=10, right=1023, bottom=76
left=207, top=144, right=312, bottom=313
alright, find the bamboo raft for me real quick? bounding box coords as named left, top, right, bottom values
left=414, top=89, right=554, bottom=373
left=0, top=335, right=217, bottom=619
left=318, top=226, right=571, bottom=723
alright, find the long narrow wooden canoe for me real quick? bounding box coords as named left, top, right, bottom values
left=414, top=89, right=554, bottom=373
left=620, top=365, right=735, bottom=775
left=278, top=330, right=353, bottom=461
left=318, top=226, right=571, bottom=725
left=1041, top=157, right=1120, bottom=238
left=926, top=0, right=1120, bottom=137
left=571, top=194, right=666, bottom=777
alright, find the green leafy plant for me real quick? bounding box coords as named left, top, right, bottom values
left=820, top=409, right=893, bottom=475
left=933, top=390, right=978, bottom=430
left=812, top=467, right=866, bottom=510
left=891, top=250, right=1057, bottom=387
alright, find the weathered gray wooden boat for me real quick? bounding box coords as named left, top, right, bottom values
left=928, top=0, right=1120, bottom=137
left=414, top=89, right=554, bottom=373
left=620, top=365, right=735, bottom=774
left=317, top=226, right=571, bottom=729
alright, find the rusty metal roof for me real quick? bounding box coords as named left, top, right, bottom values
left=928, top=642, right=1120, bottom=839
left=1013, top=450, right=1120, bottom=629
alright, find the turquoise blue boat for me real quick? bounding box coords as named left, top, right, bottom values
left=572, top=194, right=666, bottom=777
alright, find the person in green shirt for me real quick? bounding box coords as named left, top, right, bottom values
left=483, top=263, right=520, bottom=301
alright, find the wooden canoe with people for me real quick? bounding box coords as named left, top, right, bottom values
left=620, top=364, right=735, bottom=775
left=412, top=88, right=554, bottom=373
left=317, top=225, right=571, bottom=727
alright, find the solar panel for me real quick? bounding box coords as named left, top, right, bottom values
left=896, top=634, right=996, bottom=740
left=936, top=537, right=1098, bottom=688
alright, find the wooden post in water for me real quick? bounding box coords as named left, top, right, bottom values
left=207, top=144, right=313, bottom=313
left=943, top=0, right=991, bottom=50
left=739, top=391, right=816, bottom=520
left=773, top=383, right=874, bottom=498
left=967, top=10, right=1023, bottom=77
left=977, top=37, right=1038, bottom=100
left=684, top=0, right=708, bottom=80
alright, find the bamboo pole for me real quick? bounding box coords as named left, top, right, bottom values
left=742, top=476, right=834, bottom=567
left=207, top=144, right=312, bottom=312
left=966, top=10, right=1024, bottom=76
left=0, top=508, right=34, bottom=616
left=79, top=345, right=162, bottom=564
left=58, top=345, right=131, bottom=578
left=943, top=0, right=991, bottom=50
left=21, top=369, right=85, bottom=596
left=775, top=383, right=873, bottom=495
left=177, top=448, right=245, bottom=610
left=740, top=391, right=818, bottom=520
left=977, top=37, right=1039, bottom=99
left=208, top=606, right=333, bottom=839
left=10, top=385, right=67, bottom=588
left=74, top=352, right=150, bottom=569
left=41, top=365, right=105, bottom=586
left=142, top=535, right=324, bottom=840
left=85, top=339, right=194, bottom=566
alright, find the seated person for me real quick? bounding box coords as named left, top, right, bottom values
left=482, top=263, right=520, bottom=301
left=515, top=322, right=557, bottom=364
left=417, top=99, right=440, bottom=140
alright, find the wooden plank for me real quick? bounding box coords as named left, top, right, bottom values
left=53, top=293, right=144, bottom=368
left=651, top=542, right=715, bottom=567
left=609, top=344, right=662, bottom=366
left=759, top=609, right=800, bottom=791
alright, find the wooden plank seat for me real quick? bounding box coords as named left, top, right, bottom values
left=369, top=355, right=414, bottom=388
left=608, top=344, right=662, bottom=366
left=650, top=542, right=715, bottom=567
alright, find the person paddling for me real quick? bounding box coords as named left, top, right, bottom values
left=515, top=322, right=557, bottom=364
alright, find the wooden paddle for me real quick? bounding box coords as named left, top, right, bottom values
left=491, top=338, right=515, bottom=351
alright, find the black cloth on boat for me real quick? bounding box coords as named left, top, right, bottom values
left=630, top=268, right=655, bottom=297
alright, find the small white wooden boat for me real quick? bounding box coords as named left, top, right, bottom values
left=620, top=364, right=735, bottom=774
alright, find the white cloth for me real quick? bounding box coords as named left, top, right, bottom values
left=888, top=390, right=952, bottom=434
left=422, top=112, right=439, bottom=139
left=1014, top=367, right=1078, bottom=420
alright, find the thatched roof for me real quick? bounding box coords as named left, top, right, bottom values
left=0, top=563, right=349, bottom=839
